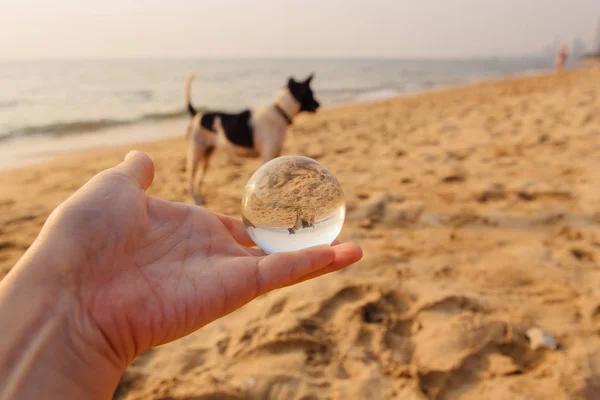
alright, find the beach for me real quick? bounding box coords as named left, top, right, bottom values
left=1, top=67, right=600, bottom=399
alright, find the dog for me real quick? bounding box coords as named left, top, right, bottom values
left=184, top=73, right=320, bottom=205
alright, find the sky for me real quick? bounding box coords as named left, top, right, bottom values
left=0, top=0, right=599, bottom=59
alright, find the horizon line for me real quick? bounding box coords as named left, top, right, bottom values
left=0, top=54, right=549, bottom=62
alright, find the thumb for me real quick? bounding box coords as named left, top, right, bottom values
left=114, top=151, right=155, bottom=191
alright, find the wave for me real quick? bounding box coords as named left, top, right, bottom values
left=0, top=100, right=20, bottom=109
left=142, top=109, right=190, bottom=120
left=114, top=89, right=154, bottom=102
left=319, top=84, right=402, bottom=96
left=321, top=80, right=457, bottom=103
left=0, top=108, right=195, bottom=142
left=132, top=90, right=153, bottom=100
left=350, top=88, right=402, bottom=103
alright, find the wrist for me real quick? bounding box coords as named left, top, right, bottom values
left=0, top=243, right=124, bottom=399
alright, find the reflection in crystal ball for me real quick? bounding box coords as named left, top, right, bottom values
left=242, top=156, right=346, bottom=254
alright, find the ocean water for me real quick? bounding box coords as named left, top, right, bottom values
left=0, top=57, right=555, bottom=167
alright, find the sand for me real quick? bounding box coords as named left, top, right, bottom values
left=2, top=68, right=600, bottom=399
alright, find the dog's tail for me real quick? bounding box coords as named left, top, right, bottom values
left=185, top=73, right=197, bottom=117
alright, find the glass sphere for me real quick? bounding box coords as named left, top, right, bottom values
left=242, top=156, right=346, bottom=254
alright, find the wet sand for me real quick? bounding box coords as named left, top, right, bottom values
left=2, top=68, right=600, bottom=399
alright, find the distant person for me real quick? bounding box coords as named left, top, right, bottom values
left=555, top=46, right=568, bottom=70
left=0, top=151, right=362, bottom=399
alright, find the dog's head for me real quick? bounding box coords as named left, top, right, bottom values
left=288, top=74, right=320, bottom=113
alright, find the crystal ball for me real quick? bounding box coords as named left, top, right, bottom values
left=242, top=156, right=346, bottom=254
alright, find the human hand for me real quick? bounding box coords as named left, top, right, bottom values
left=0, top=151, right=361, bottom=398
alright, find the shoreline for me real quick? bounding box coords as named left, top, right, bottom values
left=0, top=67, right=565, bottom=171
left=0, top=119, right=187, bottom=170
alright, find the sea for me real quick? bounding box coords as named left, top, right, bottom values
left=0, top=57, right=558, bottom=168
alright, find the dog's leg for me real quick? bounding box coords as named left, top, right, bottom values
left=187, top=127, right=208, bottom=205
left=193, top=144, right=215, bottom=203
left=260, top=145, right=281, bottom=164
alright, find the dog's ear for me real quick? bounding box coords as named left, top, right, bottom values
left=288, top=77, right=297, bottom=88
left=305, top=73, right=314, bottom=84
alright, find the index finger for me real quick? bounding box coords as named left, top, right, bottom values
left=253, top=242, right=362, bottom=296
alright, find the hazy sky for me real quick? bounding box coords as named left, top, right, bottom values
left=1, top=0, right=598, bottom=59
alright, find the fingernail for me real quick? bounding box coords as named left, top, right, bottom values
left=125, top=150, right=138, bottom=161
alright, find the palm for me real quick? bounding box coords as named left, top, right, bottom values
left=47, top=152, right=361, bottom=364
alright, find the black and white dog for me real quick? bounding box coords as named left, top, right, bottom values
left=185, top=73, right=320, bottom=205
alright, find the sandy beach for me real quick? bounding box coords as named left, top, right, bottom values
left=1, top=68, right=600, bottom=399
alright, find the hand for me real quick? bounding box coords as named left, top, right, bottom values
left=0, top=151, right=361, bottom=398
